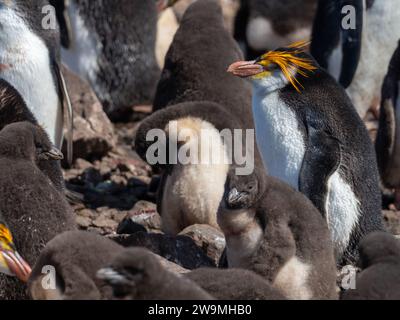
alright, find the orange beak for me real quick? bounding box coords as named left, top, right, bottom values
left=1, top=250, right=32, bottom=283
left=227, top=60, right=264, bottom=78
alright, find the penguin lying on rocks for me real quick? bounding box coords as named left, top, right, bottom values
left=29, top=231, right=123, bottom=300
left=52, top=0, right=160, bottom=120
left=217, top=167, right=338, bottom=300
left=97, top=247, right=214, bottom=300
left=341, top=232, right=400, bottom=300
left=0, top=122, right=75, bottom=299
left=228, top=42, right=384, bottom=264
left=136, top=0, right=259, bottom=235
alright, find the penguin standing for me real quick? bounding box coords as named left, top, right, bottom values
left=375, top=41, right=400, bottom=208
left=135, top=0, right=259, bottom=235
left=29, top=231, right=124, bottom=300
left=0, top=122, right=76, bottom=299
left=97, top=247, right=214, bottom=300
left=0, top=0, right=73, bottom=154
left=217, top=167, right=338, bottom=300
left=53, top=0, right=160, bottom=120
left=311, top=0, right=400, bottom=119
left=234, top=0, right=318, bottom=59
left=228, top=43, right=384, bottom=264
left=341, top=232, right=400, bottom=300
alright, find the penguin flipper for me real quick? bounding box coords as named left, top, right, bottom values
left=299, top=125, right=341, bottom=217
left=54, top=63, right=74, bottom=165
left=310, top=0, right=341, bottom=70
left=339, top=0, right=364, bottom=88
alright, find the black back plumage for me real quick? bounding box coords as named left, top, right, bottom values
left=0, top=122, right=75, bottom=299
left=28, top=231, right=123, bottom=300
left=279, top=54, right=383, bottom=263
left=58, top=0, right=160, bottom=119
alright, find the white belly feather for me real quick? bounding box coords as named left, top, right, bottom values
left=253, top=90, right=361, bottom=252
left=0, top=7, right=61, bottom=146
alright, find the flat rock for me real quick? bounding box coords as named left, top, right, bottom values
left=62, top=66, right=116, bottom=161
left=180, top=224, right=226, bottom=265
left=117, top=201, right=161, bottom=234
left=109, top=232, right=215, bottom=270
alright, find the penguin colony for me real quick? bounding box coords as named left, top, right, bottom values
left=0, top=0, right=397, bottom=301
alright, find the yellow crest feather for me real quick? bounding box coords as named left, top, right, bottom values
left=261, top=41, right=317, bottom=92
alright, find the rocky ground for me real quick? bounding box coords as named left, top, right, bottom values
left=61, top=1, right=400, bottom=274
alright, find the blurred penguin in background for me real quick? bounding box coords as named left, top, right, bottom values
left=235, top=0, right=318, bottom=59
left=51, top=0, right=161, bottom=121
left=0, top=0, right=73, bottom=158
left=311, top=0, right=400, bottom=119
left=375, top=41, right=400, bottom=208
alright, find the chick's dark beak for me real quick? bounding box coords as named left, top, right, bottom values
left=227, top=60, right=264, bottom=78
left=227, top=188, right=247, bottom=205
left=39, top=147, right=64, bottom=161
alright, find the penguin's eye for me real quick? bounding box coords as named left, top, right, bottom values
left=266, top=63, right=279, bottom=72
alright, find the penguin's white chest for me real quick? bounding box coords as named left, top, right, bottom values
left=0, top=8, right=61, bottom=145
left=253, top=91, right=306, bottom=189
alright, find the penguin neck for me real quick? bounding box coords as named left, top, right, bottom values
left=0, top=7, right=60, bottom=145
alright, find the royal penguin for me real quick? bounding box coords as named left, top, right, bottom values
left=0, top=79, right=65, bottom=191
left=375, top=41, right=400, bottom=208
left=97, top=247, right=214, bottom=300
left=0, top=122, right=75, bottom=299
left=186, top=268, right=287, bottom=300
left=217, top=166, right=338, bottom=300
left=234, top=0, right=318, bottom=59
left=0, top=0, right=73, bottom=158
left=135, top=0, right=259, bottom=235
left=53, top=0, right=160, bottom=120
left=228, top=42, right=384, bottom=265
left=311, top=0, right=400, bottom=119
left=29, top=231, right=124, bottom=300
left=341, top=232, right=400, bottom=300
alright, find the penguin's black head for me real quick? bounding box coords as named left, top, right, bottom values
left=0, top=122, right=63, bottom=162
left=228, top=41, right=318, bottom=92
left=223, top=168, right=263, bottom=210
left=156, top=0, right=179, bottom=12
left=97, top=248, right=163, bottom=300
left=358, top=232, right=400, bottom=269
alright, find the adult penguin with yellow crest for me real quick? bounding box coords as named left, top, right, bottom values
left=228, top=42, right=384, bottom=264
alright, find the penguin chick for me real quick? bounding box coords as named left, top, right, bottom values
left=136, top=0, right=259, bottom=235
left=97, top=247, right=214, bottom=300
left=186, top=268, right=287, bottom=300
left=341, top=232, right=400, bottom=300
left=0, top=79, right=65, bottom=192
left=375, top=41, right=400, bottom=208
left=218, top=167, right=338, bottom=300
left=0, top=122, right=76, bottom=299
left=29, top=231, right=124, bottom=300
left=228, top=42, right=384, bottom=264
